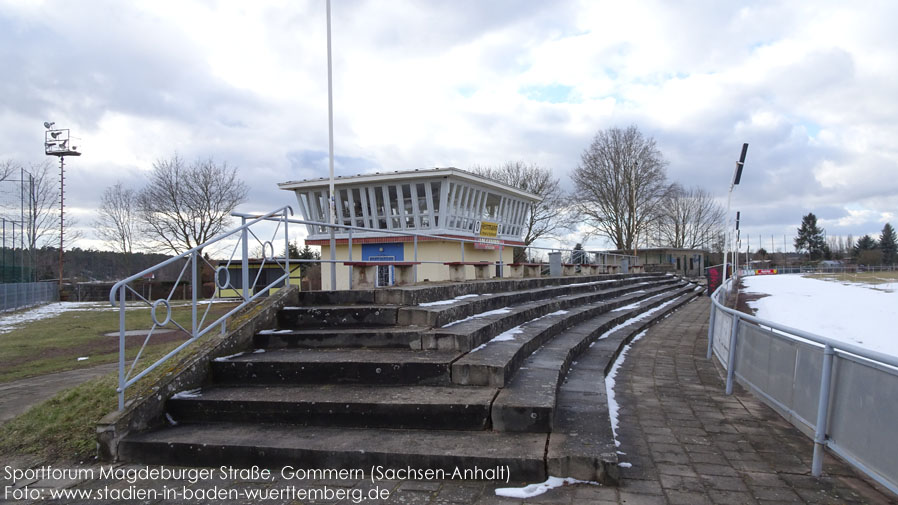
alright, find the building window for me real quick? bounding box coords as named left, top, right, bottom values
left=402, top=183, right=415, bottom=228
left=388, top=185, right=401, bottom=229
left=483, top=192, right=501, bottom=221
left=373, top=186, right=387, bottom=229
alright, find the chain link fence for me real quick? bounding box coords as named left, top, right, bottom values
left=0, top=281, right=58, bottom=312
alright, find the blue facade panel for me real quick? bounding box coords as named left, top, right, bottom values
left=361, top=243, right=404, bottom=261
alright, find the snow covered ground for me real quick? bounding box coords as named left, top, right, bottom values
left=0, top=299, right=235, bottom=335
left=741, top=274, right=898, bottom=358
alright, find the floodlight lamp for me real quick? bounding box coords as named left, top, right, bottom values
left=43, top=121, right=55, bottom=129
left=50, top=131, right=61, bottom=138
left=733, top=163, right=744, bottom=186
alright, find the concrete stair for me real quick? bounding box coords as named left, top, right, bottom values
left=118, top=274, right=702, bottom=483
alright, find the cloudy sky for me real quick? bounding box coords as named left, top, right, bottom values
left=1, top=0, right=896, bottom=253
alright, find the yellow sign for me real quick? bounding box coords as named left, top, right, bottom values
left=479, top=221, right=498, bottom=238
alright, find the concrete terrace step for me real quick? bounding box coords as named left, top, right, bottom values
left=427, top=277, right=683, bottom=351
left=546, top=287, right=704, bottom=483
left=167, top=384, right=498, bottom=430
left=451, top=282, right=690, bottom=387
left=400, top=274, right=667, bottom=327
left=491, top=284, right=699, bottom=432
left=277, top=305, right=398, bottom=328
left=119, top=423, right=549, bottom=481
left=253, top=326, right=427, bottom=349
left=374, top=273, right=665, bottom=306
left=210, top=348, right=461, bottom=385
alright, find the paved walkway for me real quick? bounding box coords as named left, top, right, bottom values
left=0, top=363, right=117, bottom=423
left=3, top=298, right=895, bottom=504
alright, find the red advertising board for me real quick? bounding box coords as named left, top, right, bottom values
left=754, top=269, right=777, bottom=275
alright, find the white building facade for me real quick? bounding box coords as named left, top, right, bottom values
left=279, top=168, right=540, bottom=290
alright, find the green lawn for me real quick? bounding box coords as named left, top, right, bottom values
left=0, top=298, right=250, bottom=462
left=0, top=300, right=239, bottom=383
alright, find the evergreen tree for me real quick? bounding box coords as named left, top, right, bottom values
left=880, top=223, right=897, bottom=265
left=854, top=234, right=878, bottom=253
left=794, top=213, right=826, bottom=260
left=297, top=244, right=321, bottom=279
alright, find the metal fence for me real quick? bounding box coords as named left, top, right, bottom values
left=711, top=264, right=898, bottom=276
left=110, top=207, right=294, bottom=411
left=0, top=281, right=58, bottom=312
left=708, top=279, right=898, bottom=495
left=110, top=206, right=640, bottom=410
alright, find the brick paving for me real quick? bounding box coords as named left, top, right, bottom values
left=3, top=298, right=896, bottom=504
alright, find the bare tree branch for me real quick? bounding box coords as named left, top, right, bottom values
left=469, top=161, right=569, bottom=261
left=95, top=182, right=138, bottom=254
left=651, top=184, right=724, bottom=249
left=572, top=125, right=669, bottom=250
left=137, top=154, right=248, bottom=254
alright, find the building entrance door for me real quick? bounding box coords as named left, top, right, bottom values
left=369, top=255, right=394, bottom=287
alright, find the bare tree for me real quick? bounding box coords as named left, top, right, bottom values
left=572, top=125, right=669, bottom=250
left=137, top=155, right=248, bottom=254
left=95, top=182, right=137, bottom=254
left=470, top=162, right=569, bottom=262
left=0, top=160, right=17, bottom=183
left=24, top=160, right=61, bottom=251
left=654, top=184, right=724, bottom=249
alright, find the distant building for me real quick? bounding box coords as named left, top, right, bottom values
left=611, top=247, right=706, bottom=277
left=215, top=260, right=302, bottom=298
left=279, top=168, right=540, bottom=290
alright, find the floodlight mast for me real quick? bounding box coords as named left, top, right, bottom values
left=722, top=143, right=748, bottom=294
left=43, top=123, right=81, bottom=293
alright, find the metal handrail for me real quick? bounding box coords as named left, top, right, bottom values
left=232, top=212, right=640, bottom=263
left=709, top=279, right=898, bottom=369
left=110, top=207, right=640, bottom=410
left=708, top=277, right=898, bottom=485
left=110, top=206, right=293, bottom=410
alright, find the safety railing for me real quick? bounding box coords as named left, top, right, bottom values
left=109, top=206, right=293, bottom=411
left=109, top=208, right=639, bottom=409
left=708, top=278, right=898, bottom=494
left=257, top=215, right=638, bottom=288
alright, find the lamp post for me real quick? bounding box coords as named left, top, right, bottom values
left=325, top=0, right=337, bottom=291
left=43, top=122, right=81, bottom=293
left=722, top=143, right=748, bottom=293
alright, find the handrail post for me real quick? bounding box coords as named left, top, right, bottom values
left=117, top=284, right=126, bottom=411
left=812, top=344, right=835, bottom=476
left=348, top=228, right=353, bottom=290
left=191, top=250, right=198, bottom=337
left=241, top=216, right=249, bottom=301
left=725, top=313, right=740, bottom=395
left=707, top=298, right=716, bottom=360
left=284, top=209, right=290, bottom=288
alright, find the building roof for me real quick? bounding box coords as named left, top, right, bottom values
left=277, top=167, right=542, bottom=203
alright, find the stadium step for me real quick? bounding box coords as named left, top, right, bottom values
left=167, top=384, right=497, bottom=430
left=119, top=424, right=549, bottom=481
left=211, top=348, right=460, bottom=385
left=117, top=274, right=702, bottom=484
left=253, top=326, right=427, bottom=349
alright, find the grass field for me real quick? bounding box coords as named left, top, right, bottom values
left=0, top=298, right=251, bottom=462
left=0, top=300, right=239, bottom=383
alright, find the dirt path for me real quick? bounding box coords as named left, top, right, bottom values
left=0, top=363, right=118, bottom=423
